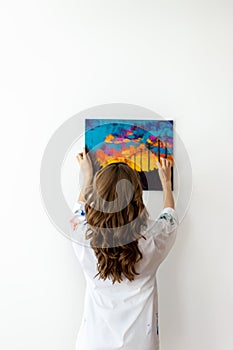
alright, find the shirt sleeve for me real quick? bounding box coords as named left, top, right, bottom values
left=69, top=200, right=87, bottom=231
left=154, top=207, right=179, bottom=236
left=151, top=207, right=179, bottom=268
left=69, top=200, right=89, bottom=262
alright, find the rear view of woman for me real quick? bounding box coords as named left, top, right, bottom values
left=70, top=148, right=179, bottom=350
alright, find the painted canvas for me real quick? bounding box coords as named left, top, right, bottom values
left=85, top=119, right=174, bottom=190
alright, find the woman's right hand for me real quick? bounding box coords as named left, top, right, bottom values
left=156, top=158, right=172, bottom=189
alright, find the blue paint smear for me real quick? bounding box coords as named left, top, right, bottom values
left=85, top=119, right=173, bottom=155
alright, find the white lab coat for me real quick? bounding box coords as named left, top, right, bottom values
left=70, top=201, right=179, bottom=350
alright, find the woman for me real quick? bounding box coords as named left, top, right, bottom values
left=70, top=147, right=179, bottom=350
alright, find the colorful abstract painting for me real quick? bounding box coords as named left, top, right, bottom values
left=85, top=119, right=174, bottom=190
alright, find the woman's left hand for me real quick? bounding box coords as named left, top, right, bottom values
left=76, top=147, right=93, bottom=184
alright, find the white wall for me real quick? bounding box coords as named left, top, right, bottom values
left=1, top=1, right=233, bottom=349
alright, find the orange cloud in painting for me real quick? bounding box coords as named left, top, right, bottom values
left=96, top=143, right=173, bottom=172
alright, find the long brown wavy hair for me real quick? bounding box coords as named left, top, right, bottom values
left=82, top=162, right=150, bottom=284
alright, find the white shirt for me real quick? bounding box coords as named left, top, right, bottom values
left=70, top=201, right=179, bottom=350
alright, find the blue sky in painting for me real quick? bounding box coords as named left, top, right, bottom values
left=85, top=119, right=173, bottom=154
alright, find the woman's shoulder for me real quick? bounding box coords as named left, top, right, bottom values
left=144, top=207, right=179, bottom=237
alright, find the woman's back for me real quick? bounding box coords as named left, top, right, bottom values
left=71, top=200, right=179, bottom=350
